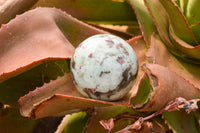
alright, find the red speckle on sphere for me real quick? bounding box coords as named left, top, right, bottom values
left=106, top=40, right=114, bottom=47
left=117, top=57, right=125, bottom=65
left=88, top=53, right=93, bottom=58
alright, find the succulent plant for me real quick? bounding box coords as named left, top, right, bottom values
left=0, top=0, right=200, bottom=133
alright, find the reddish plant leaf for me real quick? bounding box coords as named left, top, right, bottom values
left=127, top=36, right=148, bottom=97
left=0, top=7, right=107, bottom=80
left=18, top=74, right=130, bottom=119
left=19, top=66, right=133, bottom=120
left=0, top=7, right=107, bottom=105
left=0, top=0, right=38, bottom=25
left=130, top=63, right=200, bottom=111
left=0, top=7, right=76, bottom=83
left=26, top=94, right=125, bottom=120
left=19, top=73, right=128, bottom=119
left=146, top=33, right=200, bottom=89
left=19, top=73, right=80, bottom=118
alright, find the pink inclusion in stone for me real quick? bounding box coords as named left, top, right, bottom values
left=116, top=43, right=129, bottom=56
left=124, top=49, right=129, bottom=56
left=85, top=88, right=96, bottom=94
left=117, top=57, right=125, bottom=65
left=116, top=43, right=123, bottom=49
left=106, top=40, right=114, bottom=47
left=88, top=53, right=93, bottom=58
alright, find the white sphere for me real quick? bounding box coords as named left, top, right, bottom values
left=71, top=34, right=138, bottom=101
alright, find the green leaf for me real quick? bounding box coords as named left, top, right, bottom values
left=130, top=73, right=151, bottom=109
left=174, top=0, right=189, bottom=16
left=190, top=23, right=200, bottom=44
left=0, top=59, right=69, bottom=107
left=0, top=106, right=38, bottom=133
left=185, top=0, right=200, bottom=42
left=128, top=0, right=156, bottom=45
left=169, top=27, right=200, bottom=62
left=34, top=0, right=142, bottom=37
left=55, top=112, right=89, bottom=133
left=144, top=0, right=199, bottom=62
left=163, top=110, right=200, bottom=133
left=185, top=0, right=200, bottom=25
left=33, top=0, right=137, bottom=25
left=159, top=0, right=198, bottom=45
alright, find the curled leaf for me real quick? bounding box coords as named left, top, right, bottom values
left=127, top=35, right=148, bottom=96
left=19, top=73, right=126, bottom=119
left=130, top=63, right=200, bottom=111
left=169, top=27, right=200, bottom=61
left=146, top=33, right=200, bottom=89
